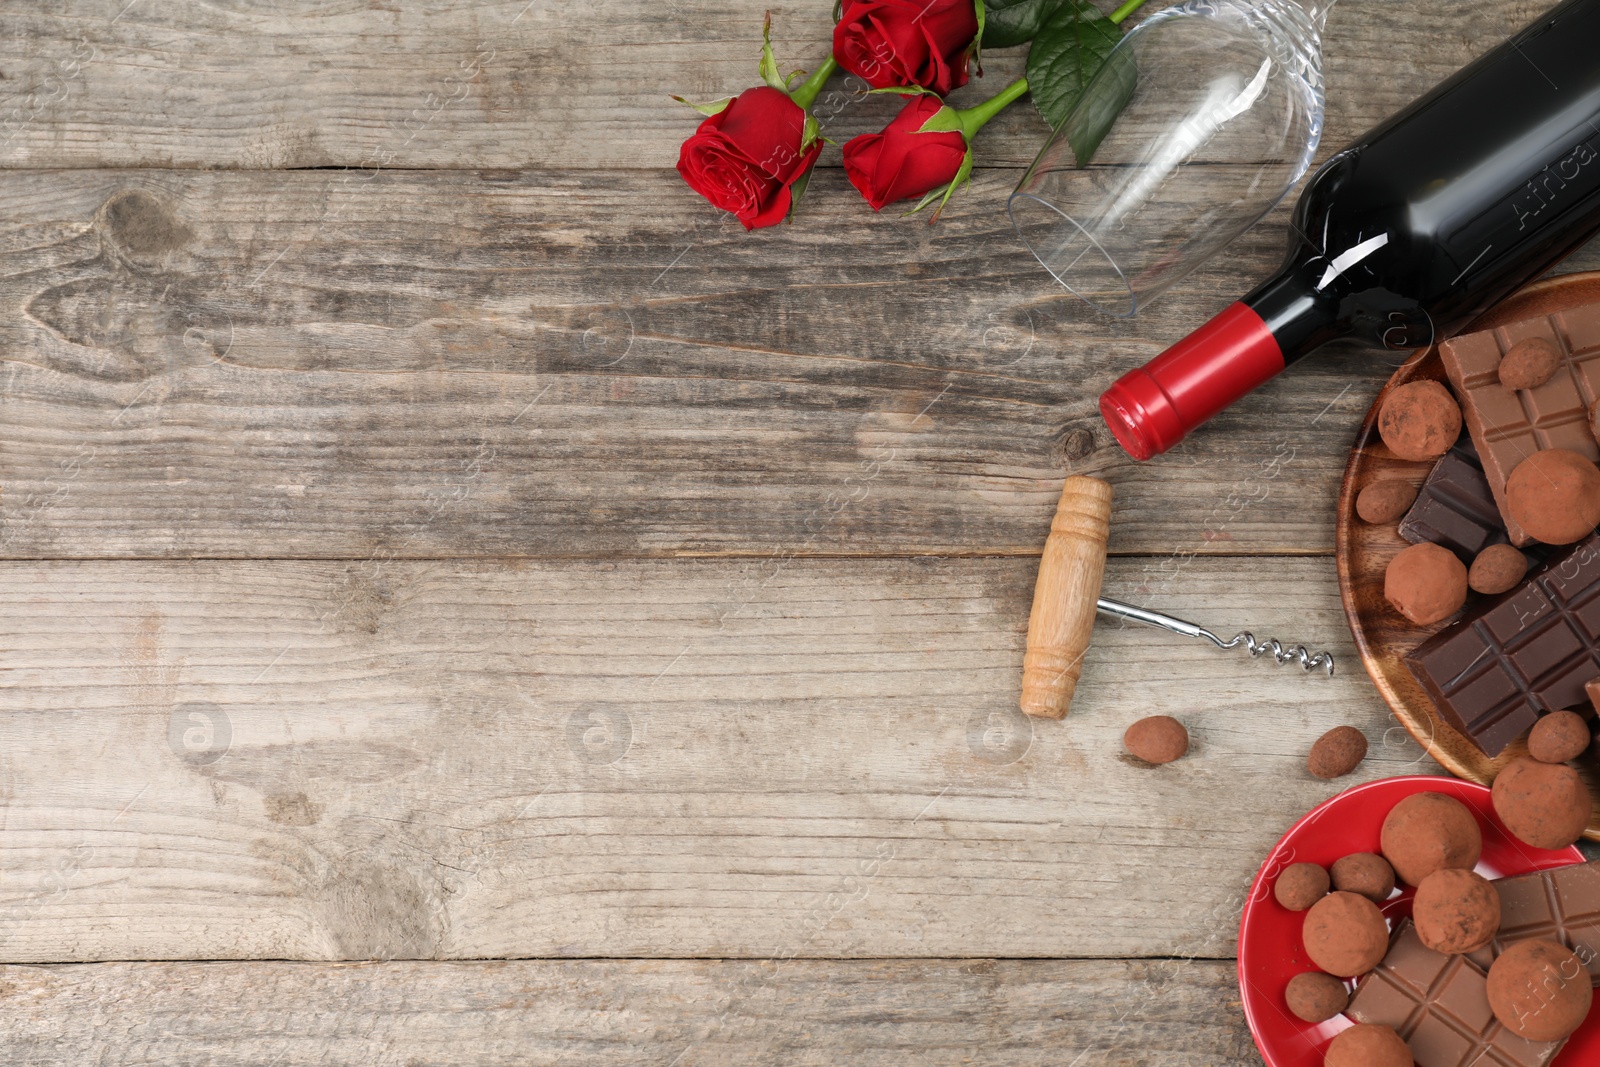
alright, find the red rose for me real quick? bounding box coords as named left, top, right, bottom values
left=676, top=86, right=822, bottom=231
left=843, top=94, right=969, bottom=211
left=834, top=0, right=979, bottom=96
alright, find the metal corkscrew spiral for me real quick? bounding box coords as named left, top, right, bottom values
left=1096, top=599, right=1336, bottom=676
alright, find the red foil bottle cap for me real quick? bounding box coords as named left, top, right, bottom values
left=1099, top=302, right=1286, bottom=461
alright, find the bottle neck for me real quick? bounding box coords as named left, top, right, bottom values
left=1242, top=264, right=1349, bottom=365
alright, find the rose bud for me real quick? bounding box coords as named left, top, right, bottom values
left=676, top=87, right=823, bottom=230
left=844, top=79, right=1030, bottom=218
left=834, top=0, right=980, bottom=96
left=843, top=94, right=968, bottom=211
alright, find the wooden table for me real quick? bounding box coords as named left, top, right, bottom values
left=1, top=1, right=1593, bottom=1063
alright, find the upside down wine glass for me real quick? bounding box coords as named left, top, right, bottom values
left=1009, top=0, right=1336, bottom=317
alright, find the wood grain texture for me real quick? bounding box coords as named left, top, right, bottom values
left=0, top=554, right=1435, bottom=962
left=0, top=958, right=1261, bottom=1066
left=0, top=0, right=1554, bottom=172
left=12, top=167, right=1585, bottom=560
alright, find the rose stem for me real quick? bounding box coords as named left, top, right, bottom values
left=954, top=77, right=1030, bottom=140
left=790, top=56, right=840, bottom=111
left=1108, top=0, right=1151, bottom=25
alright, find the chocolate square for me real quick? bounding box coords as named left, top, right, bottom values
left=1439, top=305, right=1600, bottom=546
left=1348, top=921, right=1566, bottom=1066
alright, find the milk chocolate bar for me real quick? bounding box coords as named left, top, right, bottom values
left=1347, top=921, right=1566, bottom=1066
left=1438, top=305, right=1600, bottom=546
left=1467, top=861, right=1600, bottom=981
left=1406, top=533, right=1600, bottom=756
left=1399, top=432, right=1510, bottom=559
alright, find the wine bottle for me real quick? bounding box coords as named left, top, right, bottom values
left=1099, top=0, right=1600, bottom=461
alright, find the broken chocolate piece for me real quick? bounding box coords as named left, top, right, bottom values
left=1406, top=534, right=1600, bottom=757
left=1347, top=920, right=1566, bottom=1067
left=1438, top=306, right=1600, bottom=546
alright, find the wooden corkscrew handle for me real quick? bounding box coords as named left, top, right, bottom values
left=1020, top=476, right=1113, bottom=719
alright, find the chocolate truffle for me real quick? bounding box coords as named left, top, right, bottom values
left=1498, top=336, right=1562, bottom=391
left=1468, top=543, right=1528, bottom=595
left=1324, top=1023, right=1413, bottom=1067
left=1379, top=380, right=1462, bottom=462
left=1308, top=726, right=1368, bottom=780
left=1275, top=862, right=1331, bottom=912
left=1412, top=867, right=1500, bottom=954
left=1357, top=479, right=1420, bottom=525
left=1331, top=852, right=1396, bottom=904
left=1590, top=679, right=1600, bottom=715
left=1505, top=449, right=1600, bottom=545
left=1384, top=542, right=1469, bottom=626
left=1123, top=716, right=1188, bottom=765
left=1528, top=710, right=1590, bottom=764
left=1487, top=939, right=1593, bottom=1042
left=1285, top=970, right=1349, bottom=1024
left=1303, top=891, right=1390, bottom=977
left=1380, top=791, right=1482, bottom=886
left=1491, top=756, right=1590, bottom=850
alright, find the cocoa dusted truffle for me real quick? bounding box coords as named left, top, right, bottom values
left=1379, top=380, right=1462, bottom=461
left=1491, top=756, right=1589, bottom=850
left=1324, top=1023, right=1413, bottom=1067
left=1468, top=543, right=1528, bottom=595
left=1528, top=711, right=1590, bottom=764
left=1357, top=479, right=1420, bottom=525
left=1303, top=891, right=1389, bottom=977
left=1285, top=970, right=1349, bottom=1024
left=1123, top=716, right=1188, bottom=765
left=1331, top=852, right=1396, bottom=904
left=1412, top=867, right=1500, bottom=954
left=1380, top=791, right=1482, bottom=886
left=1504, top=449, right=1600, bottom=545
left=1498, top=336, right=1562, bottom=391
left=1384, top=542, right=1469, bottom=626
left=1308, top=726, right=1368, bottom=780
left=1487, top=939, right=1593, bottom=1042
left=1275, top=862, right=1331, bottom=912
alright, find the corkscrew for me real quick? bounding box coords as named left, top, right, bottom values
left=1020, top=476, right=1337, bottom=720
left=1094, top=598, right=1336, bottom=676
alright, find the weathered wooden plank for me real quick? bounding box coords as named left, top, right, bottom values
left=0, top=554, right=1435, bottom=962
left=0, top=957, right=1261, bottom=1066
left=0, top=0, right=1552, bottom=171
left=8, top=166, right=1573, bottom=560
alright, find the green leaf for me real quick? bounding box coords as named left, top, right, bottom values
left=670, top=94, right=734, bottom=118
left=1061, top=43, right=1136, bottom=165
left=801, top=112, right=821, bottom=151
left=982, top=0, right=1063, bottom=49
left=902, top=148, right=975, bottom=220
left=1025, top=0, right=1122, bottom=129
left=759, top=15, right=787, bottom=91
left=787, top=159, right=817, bottom=221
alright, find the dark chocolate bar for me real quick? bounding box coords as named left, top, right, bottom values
left=1406, top=534, right=1600, bottom=757
left=1439, top=305, right=1600, bottom=546
left=1467, top=861, right=1600, bottom=981
left=1347, top=920, right=1566, bottom=1066
left=1399, top=431, right=1510, bottom=559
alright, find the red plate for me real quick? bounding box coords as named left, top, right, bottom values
left=1237, top=775, right=1597, bottom=1066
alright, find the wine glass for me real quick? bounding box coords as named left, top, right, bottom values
left=1009, top=0, right=1335, bottom=317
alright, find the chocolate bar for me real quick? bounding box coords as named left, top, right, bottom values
left=1406, top=533, right=1600, bottom=757
left=1467, top=861, right=1600, bottom=981
left=1439, top=305, right=1600, bottom=546
left=1399, top=431, right=1510, bottom=559
left=1347, top=920, right=1566, bottom=1066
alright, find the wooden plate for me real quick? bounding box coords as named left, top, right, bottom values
left=1336, top=270, right=1600, bottom=840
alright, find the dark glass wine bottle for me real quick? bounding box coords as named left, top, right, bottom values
left=1100, top=0, right=1600, bottom=461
